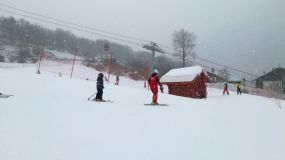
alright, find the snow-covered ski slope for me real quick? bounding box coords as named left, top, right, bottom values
left=1, top=63, right=285, bottom=160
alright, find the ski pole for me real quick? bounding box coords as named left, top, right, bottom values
left=88, top=92, right=97, bottom=100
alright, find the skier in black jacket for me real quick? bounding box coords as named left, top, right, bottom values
left=94, top=73, right=104, bottom=101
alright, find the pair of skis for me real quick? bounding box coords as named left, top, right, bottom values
left=89, top=99, right=168, bottom=106
left=144, top=103, right=169, bottom=106
left=0, top=93, right=13, bottom=98
left=91, top=99, right=113, bottom=103
left=88, top=99, right=168, bottom=106
left=90, top=100, right=168, bottom=106
left=87, top=96, right=113, bottom=103
left=87, top=92, right=168, bottom=106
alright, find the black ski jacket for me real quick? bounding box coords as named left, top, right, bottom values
left=97, top=76, right=104, bottom=90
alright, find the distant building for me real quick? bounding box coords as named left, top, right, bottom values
left=160, top=66, right=208, bottom=99
left=255, top=67, right=285, bottom=94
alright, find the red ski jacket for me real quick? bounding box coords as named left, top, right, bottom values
left=148, top=73, right=163, bottom=93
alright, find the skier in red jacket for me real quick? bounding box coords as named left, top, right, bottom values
left=148, top=69, right=163, bottom=105
left=223, top=82, right=229, bottom=95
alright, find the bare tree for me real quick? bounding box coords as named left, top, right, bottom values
left=172, top=29, right=196, bottom=67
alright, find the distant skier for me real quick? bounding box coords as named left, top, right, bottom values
left=236, top=81, right=242, bottom=95
left=148, top=69, right=163, bottom=105
left=115, top=74, right=119, bottom=85
left=223, top=82, right=229, bottom=95
left=94, top=73, right=105, bottom=101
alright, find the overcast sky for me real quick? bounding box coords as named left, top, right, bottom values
left=0, top=0, right=284, bottom=76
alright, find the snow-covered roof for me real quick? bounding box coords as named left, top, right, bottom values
left=160, top=66, right=203, bottom=83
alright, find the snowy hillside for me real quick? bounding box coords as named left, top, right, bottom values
left=45, top=49, right=84, bottom=60
left=0, top=45, right=83, bottom=63
left=1, top=63, right=285, bottom=160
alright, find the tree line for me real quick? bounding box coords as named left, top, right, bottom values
left=0, top=16, right=196, bottom=77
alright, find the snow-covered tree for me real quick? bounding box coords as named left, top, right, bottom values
left=172, top=29, right=196, bottom=67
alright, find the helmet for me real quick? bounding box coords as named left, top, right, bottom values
left=154, top=69, right=159, bottom=74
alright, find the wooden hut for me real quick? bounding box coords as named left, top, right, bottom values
left=160, top=66, right=207, bottom=98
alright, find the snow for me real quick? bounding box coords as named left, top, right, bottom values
left=160, top=65, right=203, bottom=83
left=0, top=62, right=36, bottom=68
left=39, top=61, right=144, bottom=89
left=46, top=50, right=83, bottom=60
left=1, top=63, right=285, bottom=160
left=0, top=46, right=83, bottom=63
left=0, top=45, right=18, bottom=61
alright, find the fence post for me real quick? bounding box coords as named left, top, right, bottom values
left=70, top=48, right=78, bottom=79
left=37, top=45, right=44, bottom=74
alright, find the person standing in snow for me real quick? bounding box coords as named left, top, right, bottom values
left=115, top=74, right=119, bottom=85
left=94, top=73, right=105, bottom=101
left=148, top=69, right=163, bottom=105
left=236, top=81, right=242, bottom=95
left=223, top=82, right=229, bottom=95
